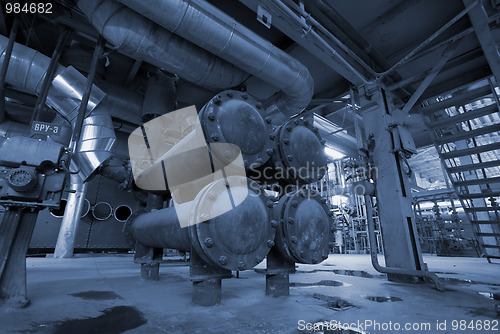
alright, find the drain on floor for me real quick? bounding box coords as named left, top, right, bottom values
left=50, top=306, right=147, bottom=334
left=291, top=280, right=345, bottom=287
left=364, top=296, right=403, bottom=302
left=331, top=269, right=375, bottom=278
left=70, top=291, right=123, bottom=301
left=313, top=293, right=355, bottom=311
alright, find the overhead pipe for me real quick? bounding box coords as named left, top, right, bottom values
left=117, top=0, right=314, bottom=117
left=77, top=0, right=247, bottom=90
left=0, top=34, right=115, bottom=181
left=0, top=17, right=19, bottom=124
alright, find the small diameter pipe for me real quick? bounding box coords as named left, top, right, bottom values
left=365, top=194, right=444, bottom=291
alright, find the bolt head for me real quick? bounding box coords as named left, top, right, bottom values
left=219, top=255, right=228, bottom=265
left=271, top=219, right=278, bottom=228
left=211, top=133, right=219, bottom=141
left=266, top=200, right=274, bottom=208
left=267, top=240, right=275, bottom=247
left=205, top=238, right=214, bottom=247
left=226, top=92, right=233, bottom=98
left=291, top=200, right=298, bottom=208
left=312, top=127, right=318, bottom=133
left=242, top=93, right=248, bottom=99
left=256, top=158, right=263, bottom=165
left=283, top=139, right=289, bottom=145
left=208, top=112, right=215, bottom=120
left=256, top=102, right=262, bottom=109
left=265, top=117, right=271, bottom=124
left=214, top=96, right=222, bottom=105
left=266, top=148, right=273, bottom=155
left=287, top=217, right=295, bottom=224
left=293, top=120, right=299, bottom=125
left=238, top=261, right=246, bottom=270
left=290, top=236, right=297, bottom=243
left=269, top=134, right=275, bottom=140
left=286, top=125, right=292, bottom=132
left=287, top=155, right=294, bottom=161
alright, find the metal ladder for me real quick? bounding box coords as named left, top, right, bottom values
left=419, top=78, right=500, bottom=262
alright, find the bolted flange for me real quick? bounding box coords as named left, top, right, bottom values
left=199, top=90, right=276, bottom=168
left=272, top=190, right=333, bottom=264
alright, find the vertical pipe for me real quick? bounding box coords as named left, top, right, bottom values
left=365, top=194, right=444, bottom=291
left=54, top=174, right=88, bottom=258
left=0, top=17, right=19, bottom=124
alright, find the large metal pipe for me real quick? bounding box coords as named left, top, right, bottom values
left=128, top=206, right=192, bottom=251
left=119, top=0, right=314, bottom=117
left=77, top=0, right=247, bottom=90
left=54, top=174, right=88, bottom=258
left=126, top=178, right=276, bottom=271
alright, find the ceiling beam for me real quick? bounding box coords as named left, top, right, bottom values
left=239, top=0, right=368, bottom=86
left=402, top=40, right=461, bottom=114
left=464, top=0, right=500, bottom=82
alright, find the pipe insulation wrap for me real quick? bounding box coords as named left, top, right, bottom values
left=0, top=35, right=115, bottom=181
left=118, top=0, right=314, bottom=116
left=77, top=0, right=247, bottom=89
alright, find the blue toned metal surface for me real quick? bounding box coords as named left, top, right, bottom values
left=78, top=0, right=247, bottom=90
left=119, top=0, right=314, bottom=116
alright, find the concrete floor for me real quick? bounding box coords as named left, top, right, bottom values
left=0, top=254, right=498, bottom=333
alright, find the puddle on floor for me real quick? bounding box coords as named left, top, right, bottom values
left=291, top=280, right=345, bottom=287
left=313, top=293, right=355, bottom=311
left=478, top=292, right=500, bottom=300
left=70, top=291, right=123, bottom=301
left=255, top=268, right=386, bottom=279
left=364, top=296, right=403, bottom=302
left=441, top=277, right=500, bottom=287
left=459, top=305, right=500, bottom=319
left=53, top=306, right=146, bottom=334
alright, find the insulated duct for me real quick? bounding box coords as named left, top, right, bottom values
left=77, top=0, right=247, bottom=90
left=0, top=35, right=115, bottom=180
left=118, top=0, right=314, bottom=117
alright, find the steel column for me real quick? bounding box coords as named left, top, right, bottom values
left=0, top=207, right=38, bottom=306
left=360, top=89, right=425, bottom=282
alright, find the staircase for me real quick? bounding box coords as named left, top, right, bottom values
left=420, top=78, right=500, bottom=262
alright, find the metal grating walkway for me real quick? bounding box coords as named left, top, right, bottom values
left=420, top=78, right=500, bottom=262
